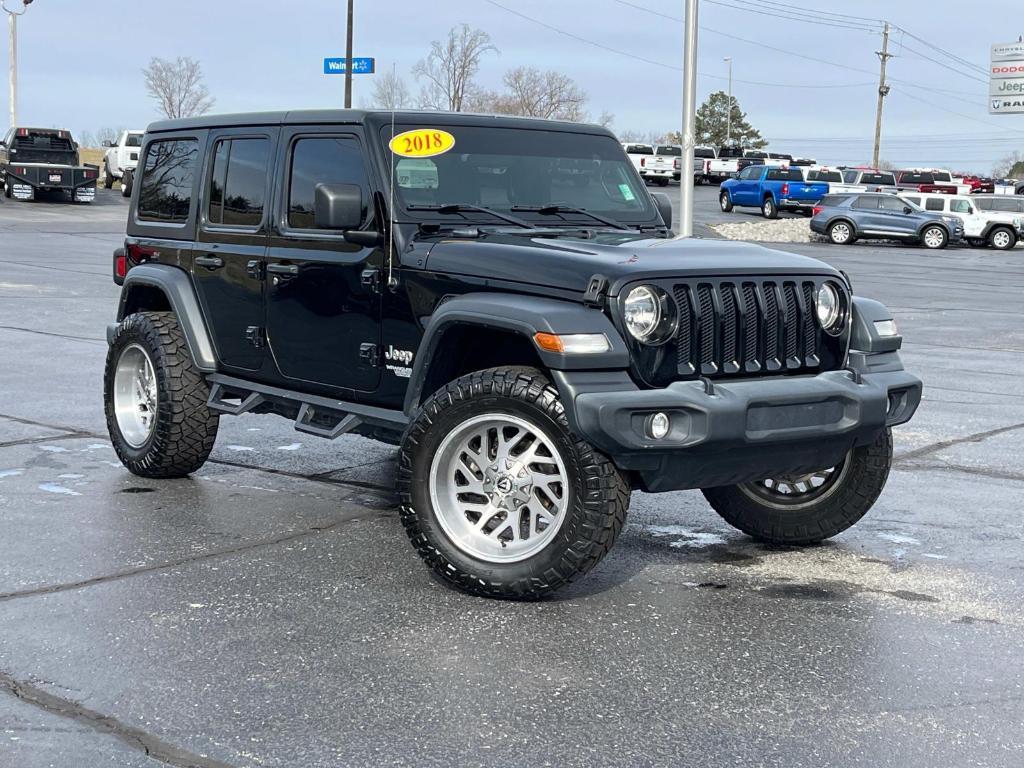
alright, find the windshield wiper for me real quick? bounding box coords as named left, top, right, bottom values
left=407, top=203, right=534, bottom=229
left=511, top=204, right=630, bottom=230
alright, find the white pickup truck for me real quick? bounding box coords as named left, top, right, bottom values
left=705, top=149, right=788, bottom=182
left=622, top=143, right=674, bottom=186
left=102, top=130, right=144, bottom=197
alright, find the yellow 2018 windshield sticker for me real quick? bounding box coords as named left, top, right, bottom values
left=389, top=129, right=455, bottom=158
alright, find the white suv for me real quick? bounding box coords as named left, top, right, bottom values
left=902, top=193, right=1024, bottom=250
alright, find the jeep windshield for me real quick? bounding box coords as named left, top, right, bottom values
left=382, top=125, right=657, bottom=228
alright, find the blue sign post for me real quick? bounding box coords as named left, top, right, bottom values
left=323, top=57, right=375, bottom=75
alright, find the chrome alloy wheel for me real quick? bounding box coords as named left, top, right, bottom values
left=429, top=413, right=570, bottom=563
left=739, top=459, right=850, bottom=511
left=922, top=227, right=945, bottom=248
left=113, top=343, right=158, bottom=448
left=830, top=222, right=851, bottom=244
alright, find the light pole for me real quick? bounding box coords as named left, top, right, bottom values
left=344, top=0, right=354, bottom=108
left=679, top=0, right=699, bottom=237
left=723, top=56, right=732, bottom=146
left=2, top=0, right=31, bottom=130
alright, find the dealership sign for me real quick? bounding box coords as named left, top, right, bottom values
left=990, top=41, right=1024, bottom=113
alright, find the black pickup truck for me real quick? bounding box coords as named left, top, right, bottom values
left=102, top=110, right=922, bottom=599
left=0, top=127, right=98, bottom=203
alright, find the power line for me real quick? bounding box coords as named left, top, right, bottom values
left=890, top=87, right=1024, bottom=135
left=704, top=0, right=880, bottom=32
left=891, top=24, right=988, bottom=76
left=896, top=41, right=988, bottom=84
left=481, top=0, right=873, bottom=89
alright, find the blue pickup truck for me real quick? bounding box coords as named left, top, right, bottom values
left=719, top=165, right=829, bottom=219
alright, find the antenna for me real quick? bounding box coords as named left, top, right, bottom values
left=386, top=64, right=398, bottom=290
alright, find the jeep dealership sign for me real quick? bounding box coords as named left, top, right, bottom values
left=990, top=41, right=1024, bottom=113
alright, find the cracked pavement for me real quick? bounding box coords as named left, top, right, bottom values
left=0, top=187, right=1022, bottom=767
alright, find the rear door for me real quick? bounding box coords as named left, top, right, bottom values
left=192, top=127, right=278, bottom=372
left=264, top=127, right=383, bottom=393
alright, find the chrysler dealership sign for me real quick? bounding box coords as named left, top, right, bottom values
left=990, top=41, right=1024, bottom=114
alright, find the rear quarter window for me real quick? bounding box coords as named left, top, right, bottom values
left=137, top=138, right=198, bottom=223
left=819, top=195, right=848, bottom=207
left=925, top=198, right=945, bottom=211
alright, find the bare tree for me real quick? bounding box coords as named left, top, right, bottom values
left=95, top=126, right=123, bottom=146
left=994, top=150, right=1024, bottom=177
left=413, top=25, right=497, bottom=111
left=489, top=67, right=588, bottom=121
left=143, top=57, right=215, bottom=120
left=595, top=110, right=615, bottom=129
left=78, top=130, right=96, bottom=148
left=367, top=71, right=411, bottom=110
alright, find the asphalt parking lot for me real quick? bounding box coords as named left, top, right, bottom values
left=1, top=186, right=1022, bottom=767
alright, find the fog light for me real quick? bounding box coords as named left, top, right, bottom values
left=648, top=412, right=671, bottom=439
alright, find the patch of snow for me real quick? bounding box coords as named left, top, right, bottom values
left=38, top=483, right=81, bottom=496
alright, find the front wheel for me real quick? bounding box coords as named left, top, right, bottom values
left=762, top=197, right=779, bottom=219
left=397, top=367, right=630, bottom=599
left=104, top=311, right=219, bottom=478
left=703, top=428, right=892, bottom=545
left=988, top=226, right=1017, bottom=250
left=921, top=225, right=948, bottom=249
left=719, top=191, right=733, bottom=212
left=121, top=169, right=133, bottom=198
left=103, top=161, right=114, bottom=189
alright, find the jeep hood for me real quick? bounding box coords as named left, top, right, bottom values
left=421, top=233, right=840, bottom=294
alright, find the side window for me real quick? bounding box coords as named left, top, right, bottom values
left=207, top=137, right=271, bottom=228
left=852, top=196, right=878, bottom=210
left=138, top=139, right=198, bottom=223
left=878, top=196, right=906, bottom=211
left=950, top=199, right=971, bottom=214
left=739, top=166, right=758, bottom=180
left=903, top=196, right=920, bottom=206
left=925, top=198, right=944, bottom=211
left=288, top=137, right=369, bottom=230
left=842, top=170, right=857, bottom=183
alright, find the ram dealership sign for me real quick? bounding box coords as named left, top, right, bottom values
left=990, top=41, right=1024, bottom=114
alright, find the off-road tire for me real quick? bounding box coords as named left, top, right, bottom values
left=988, top=225, right=1016, bottom=251
left=103, top=161, right=114, bottom=189
left=121, top=169, right=133, bottom=198
left=104, top=311, right=218, bottom=478
left=720, top=191, right=733, bottom=212
left=762, top=196, right=779, bottom=219
left=702, top=428, right=892, bottom=545
left=397, top=366, right=630, bottom=600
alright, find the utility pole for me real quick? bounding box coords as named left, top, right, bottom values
left=723, top=56, right=733, bottom=145
left=679, top=0, right=699, bottom=237
left=872, top=21, right=891, bottom=169
left=2, top=0, right=32, bottom=130
left=344, top=0, right=354, bottom=108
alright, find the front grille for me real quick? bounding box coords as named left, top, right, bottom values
left=670, top=279, right=823, bottom=377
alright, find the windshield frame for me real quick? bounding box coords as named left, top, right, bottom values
left=377, top=121, right=661, bottom=229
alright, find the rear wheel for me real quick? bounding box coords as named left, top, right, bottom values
left=121, top=169, right=133, bottom=198
left=828, top=220, right=855, bottom=245
left=104, top=311, right=219, bottom=478
left=703, top=429, right=893, bottom=545
left=988, top=226, right=1016, bottom=250
left=762, top=197, right=779, bottom=219
left=103, top=161, right=114, bottom=189
left=398, top=367, right=630, bottom=599
left=921, top=225, right=948, bottom=249
left=719, top=191, right=733, bottom=212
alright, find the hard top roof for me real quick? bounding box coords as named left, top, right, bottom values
left=147, top=109, right=616, bottom=136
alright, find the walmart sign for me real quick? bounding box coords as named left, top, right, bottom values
left=323, top=57, right=375, bottom=75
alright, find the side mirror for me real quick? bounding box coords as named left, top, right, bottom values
left=314, top=183, right=363, bottom=230
left=650, top=191, right=674, bottom=229
left=903, top=206, right=912, bottom=214
left=102, top=140, right=113, bottom=147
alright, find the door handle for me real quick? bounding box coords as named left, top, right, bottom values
left=267, top=263, right=299, bottom=276
left=194, top=255, right=224, bottom=270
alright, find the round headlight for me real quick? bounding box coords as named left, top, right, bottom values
left=816, top=282, right=843, bottom=333
left=623, top=286, right=662, bottom=341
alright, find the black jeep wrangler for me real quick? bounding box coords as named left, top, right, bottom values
left=104, top=110, right=921, bottom=599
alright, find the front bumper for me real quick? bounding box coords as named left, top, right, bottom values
left=554, top=361, right=921, bottom=492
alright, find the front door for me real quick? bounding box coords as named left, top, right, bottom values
left=264, top=128, right=382, bottom=393
left=193, top=128, right=278, bottom=371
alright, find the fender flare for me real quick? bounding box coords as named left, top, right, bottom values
left=403, top=292, right=630, bottom=415
left=917, top=221, right=949, bottom=239
left=111, top=263, right=217, bottom=372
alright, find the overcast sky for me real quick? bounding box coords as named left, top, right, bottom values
left=4, top=0, right=1022, bottom=172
